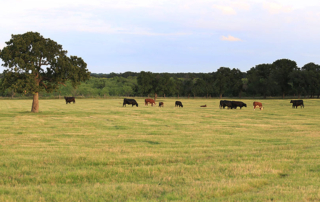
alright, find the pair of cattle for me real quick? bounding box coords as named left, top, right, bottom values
left=219, top=100, right=247, bottom=109
left=122, top=98, right=162, bottom=107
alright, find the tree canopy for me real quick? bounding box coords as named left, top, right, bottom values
left=0, top=32, right=90, bottom=112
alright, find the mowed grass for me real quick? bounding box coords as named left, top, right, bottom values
left=0, top=98, right=319, bottom=201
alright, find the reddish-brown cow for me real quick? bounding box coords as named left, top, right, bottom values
left=253, top=101, right=263, bottom=110
left=145, top=98, right=156, bottom=106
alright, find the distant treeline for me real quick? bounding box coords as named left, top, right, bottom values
left=1, top=59, right=320, bottom=98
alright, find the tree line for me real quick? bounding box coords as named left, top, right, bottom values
left=1, top=58, right=319, bottom=99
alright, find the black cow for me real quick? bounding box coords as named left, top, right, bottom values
left=220, top=100, right=232, bottom=109
left=123, top=98, right=138, bottom=107
left=290, top=100, right=304, bottom=108
left=64, top=96, right=75, bottom=104
left=175, top=101, right=183, bottom=107
left=231, top=101, right=247, bottom=109
left=159, top=102, right=164, bottom=107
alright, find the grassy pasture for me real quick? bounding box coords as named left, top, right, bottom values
left=0, top=98, right=319, bottom=201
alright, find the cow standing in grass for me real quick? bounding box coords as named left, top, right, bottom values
left=290, top=100, right=304, bottom=108
left=159, top=102, right=164, bottom=107
left=231, top=101, right=247, bottom=109
left=64, top=96, right=75, bottom=104
left=175, top=101, right=183, bottom=107
left=123, top=98, right=138, bottom=107
left=253, top=101, right=263, bottom=110
left=220, top=100, right=232, bottom=109
left=145, top=99, right=156, bottom=106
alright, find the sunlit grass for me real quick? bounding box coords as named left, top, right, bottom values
left=0, top=98, right=319, bottom=201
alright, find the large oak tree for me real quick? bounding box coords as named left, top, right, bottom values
left=0, top=32, right=90, bottom=112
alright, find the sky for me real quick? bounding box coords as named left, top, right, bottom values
left=1, top=0, right=320, bottom=73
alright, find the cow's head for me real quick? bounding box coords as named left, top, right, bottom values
left=244, top=103, right=247, bottom=107
left=290, top=100, right=293, bottom=103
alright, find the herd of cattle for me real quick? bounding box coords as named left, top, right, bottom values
left=64, top=96, right=304, bottom=109
left=120, top=98, right=304, bottom=109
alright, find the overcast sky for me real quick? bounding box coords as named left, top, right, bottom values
left=1, top=0, right=320, bottom=73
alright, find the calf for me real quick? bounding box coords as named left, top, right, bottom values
left=253, top=101, right=263, bottom=110
left=175, top=101, right=183, bottom=108
left=64, top=96, right=75, bottom=104
left=123, top=98, right=138, bottom=107
left=159, top=102, right=164, bottom=107
left=145, top=98, right=156, bottom=106
left=290, top=100, right=304, bottom=108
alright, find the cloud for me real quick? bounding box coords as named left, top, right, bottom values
left=221, top=35, right=242, bottom=42
left=212, top=5, right=237, bottom=15
left=263, top=2, right=293, bottom=14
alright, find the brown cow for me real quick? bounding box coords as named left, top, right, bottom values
left=145, top=98, right=156, bottom=106
left=253, top=101, right=263, bottom=110
left=159, top=102, right=164, bottom=107
left=200, top=104, right=207, bottom=107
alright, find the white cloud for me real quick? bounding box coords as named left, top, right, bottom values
left=263, top=2, right=293, bottom=14
left=212, top=5, right=237, bottom=15
left=221, top=35, right=242, bottom=42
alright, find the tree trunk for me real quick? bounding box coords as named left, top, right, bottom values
left=31, top=92, right=39, bottom=113
left=188, top=94, right=190, bottom=99
left=263, top=93, right=266, bottom=99
left=282, top=93, right=285, bottom=99
left=164, top=93, right=165, bottom=99
left=298, top=94, right=301, bottom=99
left=239, top=91, right=242, bottom=99
left=207, top=93, right=208, bottom=98
left=178, top=93, right=179, bottom=98
left=154, top=93, right=157, bottom=101
left=220, top=93, right=222, bottom=99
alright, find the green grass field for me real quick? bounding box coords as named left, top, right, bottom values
left=0, top=98, right=319, bottom=201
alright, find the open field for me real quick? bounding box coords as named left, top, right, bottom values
left=0, top=98, right=319, bottom=201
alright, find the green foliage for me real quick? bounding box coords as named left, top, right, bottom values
left=272, top=59, right=298, bottom=97
left=0, top=32, right=90, bottom=95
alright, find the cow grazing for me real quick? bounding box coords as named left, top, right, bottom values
left=123, top=98, right=138, bottom=107
left=175, top=101, right=183, bottom=107
left=231, top=101, right=247, bottom=109
left=159, top=102, right=164, bottom=107
left=200, top=104, right=207, bottom=107
left=145, top=98, right=156, bottom=106
left=220, top=100, right=232, bottom=109
left=253, top=101, right=263, bottom=110
left=64, top=96, right=75, bottom=104
left=290, top=100, right=304, bottom=108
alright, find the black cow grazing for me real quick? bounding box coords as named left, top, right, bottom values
left=231, top=101, right=247, bottom=109
left=64, top=96, right=75, bottom=104
left=159, top=102, right=164, bottom=107
left=123, top=98, right=138, bottom=107
left=290, top=100, right=304, bottom=108
left=175, top=101, right=183, bottom=107
left=220, top=100, right=232, bottom=109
